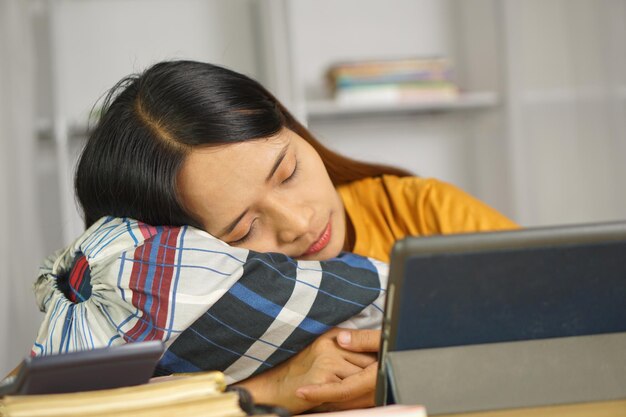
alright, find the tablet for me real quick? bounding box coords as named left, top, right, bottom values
left=0, top=341, right=165, bottom=396
left=376, top=220, right=626, bottom=414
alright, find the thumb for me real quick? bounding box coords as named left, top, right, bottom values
left=336, top=329, right=381, bottom=352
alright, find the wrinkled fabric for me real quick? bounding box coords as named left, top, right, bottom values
left=33, top=217, right=387, bottom=383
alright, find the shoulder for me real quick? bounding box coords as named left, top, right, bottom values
left=340, top=175, right=517, bottom=234
left=338, top=175, right=447, bottom=209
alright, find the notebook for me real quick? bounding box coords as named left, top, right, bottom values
left=376, top=220, right=626, bottom=415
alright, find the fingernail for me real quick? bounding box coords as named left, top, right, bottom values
left=295, top=389, right=307, bottom=399
left=337, top=331, right=351, bottom=346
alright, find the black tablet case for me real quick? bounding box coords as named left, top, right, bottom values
left=376, top=221, right=626, bottom=414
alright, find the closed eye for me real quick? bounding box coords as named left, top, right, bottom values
left=282, top=158, right=299, bottom=184
left=229, top=220, right=256, bottom=245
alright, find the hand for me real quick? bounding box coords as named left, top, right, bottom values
left=235, top=328, right=376, bottom=414
left=296, top=329, right=382, bottom=412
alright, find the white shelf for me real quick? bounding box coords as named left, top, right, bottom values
left=305, top=91, right=499, bottom=120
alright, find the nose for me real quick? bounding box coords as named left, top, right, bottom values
left=270, top=199, right=314, bottom=244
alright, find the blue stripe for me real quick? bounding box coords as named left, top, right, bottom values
left=118, top=252, right=127, bottom=302
left=83, top=222, right=118, bottom=256
left=42, top=290, right=55, bottom=309
left=299, top=316, right=331, bottom=334
left=59, top=304, right=74, bottom=353
left=135, top=227, right=162, bottom=341
left=69, top=286, right=87, bottom=303
left=48, top=301, right=68, bottom=354
left=167, top=226, right=186, bottom=339
left=121, top=258, right=230, bottom=276
left=33, top=342, right=44, bottom=355
left=188, top=327, right=272, bottom=368
left=335, top=252, right=378, bottom=273
left=229, top=283, right=282, bottom=318
left=371, top=302, right=384, bottom=314
left=45, top=298, right=62, bottom=354
left=158, top=350, right=201, bottom=373
left=229, top=283, right=330, bottom=334
left=293, top=263, right=384, bottom=292
left=107, top=334, right=121, bottom=347
left=81, top=219, right=110, bottom=252
left=158, top=243, right=246, bottom=264
left=90, top=228, right=132, bottom=259
left=204, top=311, right=295, bottom=354
left=99, top=304, right=179, bottom=345
left=99, top=305, right=137, bottom=343
left=248, top=258, right=368, bottom=309
left=85, top=306, right=95, bottom=348
left=72, top=305, right=79, bottom=350
left=125, top=218, right=139, bottom=246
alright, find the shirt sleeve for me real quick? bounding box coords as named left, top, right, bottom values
left=32, top=217, right=387, bottom=384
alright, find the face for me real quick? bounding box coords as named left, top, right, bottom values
left=177, top=128, right=347, bottom=260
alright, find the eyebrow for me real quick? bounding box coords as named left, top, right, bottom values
left=265, top=144, right=289, bottom=183
left=219, top=143, right=290, bottom=238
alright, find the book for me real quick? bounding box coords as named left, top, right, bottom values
left=303, top=404, right=427, bottom=417
left=326, top=57, right=459, bottom=105
left=334, top=83, right=458, bottom=105
left=0, top=371, right=263, bottom=417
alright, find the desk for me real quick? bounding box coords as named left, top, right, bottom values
left=438, top=399, right=626, bottom=417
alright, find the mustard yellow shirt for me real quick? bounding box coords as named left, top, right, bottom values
left=337, top=175, right=519, bottom=263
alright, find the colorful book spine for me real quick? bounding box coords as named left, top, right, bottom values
left=327, top=57, right=459, bottom=104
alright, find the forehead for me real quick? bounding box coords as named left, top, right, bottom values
left=177, top=130, right=293, bottom=226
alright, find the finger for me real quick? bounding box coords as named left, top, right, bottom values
left=296, top=361, right=377, bottom=403
left=337, top=329, right=381, bottom=353
left=333, top=359, right=363, bottom=379
left=312, top=392, right=375, bottom=412
left=342, top=350, right=377, bottom=369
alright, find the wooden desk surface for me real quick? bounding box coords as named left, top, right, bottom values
left=437, top=399, right=626, bottom=417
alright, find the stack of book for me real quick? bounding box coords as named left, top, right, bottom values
left=326, top=57, right=459, bottom=105
left=0, top=371, right=266, bottom=417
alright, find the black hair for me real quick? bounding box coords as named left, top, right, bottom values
left=76, top=60, right=411, bottom=229
left=76, top=61, right=286, bottom=228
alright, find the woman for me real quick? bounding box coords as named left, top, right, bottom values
left=33, top=60, right=517, bottom=413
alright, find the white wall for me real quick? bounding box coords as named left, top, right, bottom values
left=1, top=0, right=45, bottom=377
left=37, top=0, right=262, bottom=250
left=2, top=0, right=625, bottom=376
left=1, top=0, right=263, bottom=376
left=506, top=0, right=626, bottom=225
left=286, top=0, right=513, bottom=217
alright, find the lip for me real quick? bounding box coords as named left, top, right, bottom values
left=302, top=221, right=332, bottom=256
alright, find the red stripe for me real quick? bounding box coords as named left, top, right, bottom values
left=73, top=257, right=89, bottom=297
left=126, top=226, right=180, bottom=342
left=68, top=256, right=88, bottom=303
left=139, top=223, right=158, bottom=239
left=128, top=242, right=150, bottom=340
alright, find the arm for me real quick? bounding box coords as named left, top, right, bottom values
left=293, top=329, right=382, bottom=412
left=32, top=218, right=387, bottom=403
left=235, top=328, right=377, bottom=414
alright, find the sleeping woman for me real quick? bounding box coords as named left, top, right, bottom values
left=32, top=60, right=517, bottom=413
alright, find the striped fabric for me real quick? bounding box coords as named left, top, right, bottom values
left=32, top=217, right=388, bottom=383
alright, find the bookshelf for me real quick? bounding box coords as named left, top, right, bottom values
left=305, top=91, right=498, bottom=120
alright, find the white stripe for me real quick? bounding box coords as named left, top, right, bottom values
left=223, top=260, right=323, bottom=382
